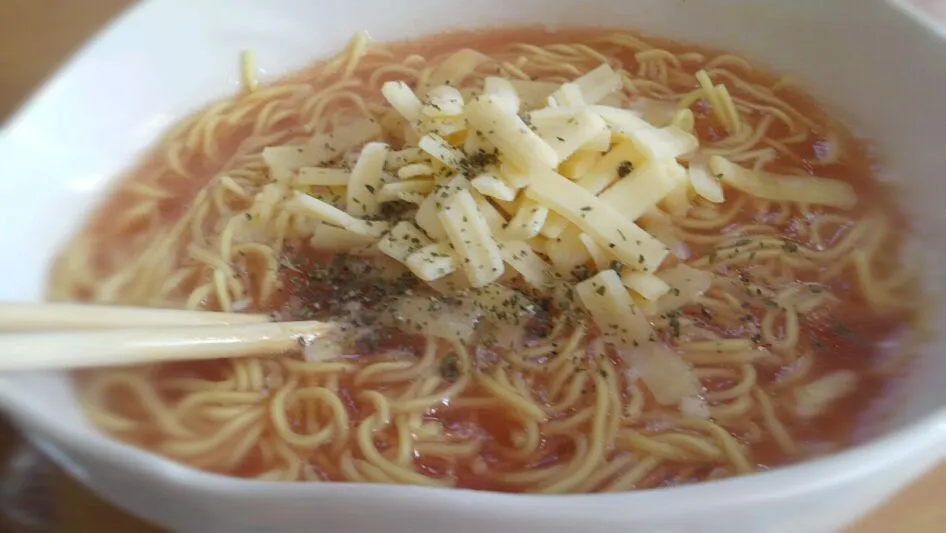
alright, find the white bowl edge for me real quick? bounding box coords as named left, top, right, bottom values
left=0, top=0, right=944, bottom=532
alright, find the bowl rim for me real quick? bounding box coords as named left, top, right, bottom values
left=10, top=385, right=946, bottom=512
left=1, top=0, right=945, bottom=515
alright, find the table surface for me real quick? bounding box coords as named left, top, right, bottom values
left=0, top=1, right=944, bottom=532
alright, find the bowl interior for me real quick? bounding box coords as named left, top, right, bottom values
left=0, top=0, right=944, bottom=520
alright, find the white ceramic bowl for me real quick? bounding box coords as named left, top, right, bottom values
left=0, top=1, right=944, bottom=532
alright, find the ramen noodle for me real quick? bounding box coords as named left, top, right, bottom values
left=48, top=27, right=921, bottom=492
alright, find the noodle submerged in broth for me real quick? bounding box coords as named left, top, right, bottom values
left=50, top=27, right=921, bottom=492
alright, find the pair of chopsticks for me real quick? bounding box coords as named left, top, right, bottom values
left=0, top=302, right=336, bottom=372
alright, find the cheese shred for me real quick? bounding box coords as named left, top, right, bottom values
left=256, top=54, right=862, bottom=412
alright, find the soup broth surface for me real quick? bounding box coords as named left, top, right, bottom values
left=51, top=27, right=920, bottom=492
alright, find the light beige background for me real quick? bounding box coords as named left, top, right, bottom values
left=0, top=1, right=942, bottom=531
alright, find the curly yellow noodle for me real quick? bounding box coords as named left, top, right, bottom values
left=572, top=453, right=637, bottom=493
left=477, top=372, right=547, bottom=422
left=546, top=407, right=596, bottom=434
left=538, top=373, right=609, bottom=493
left=159, top=408, right=262, bottom=458
left=216, top=423, right=266, bottom=471
left=753, top=387, right=798, bottom=456
left=703, top=365, right=757, bottom=401
left=704, top=54, right=752, bottom=72
left=708, top=68, right=817, bottom=131
left=391, top=376, right=469, bottom=412
left=357, top=412, right=450, bottom=487
left=506, top=420, right=542, bottom=460
left=635, top=49, right=682, bottom=69
left=708, top=394, right=754, bottom=420
left=184, top=101, right=231, bottom=151
left=507, top=343, right=557, bottom=370
left=551, top=372, right=592, bottom=414
left=82, top=373, right=196, bottom=439
left=853, top=250, right=914, bottom=312
left=701, top=114, right=775, bottom=158
left=82, top=408, right=139, bottom=434
left=676, top=194, right=749, bottom=230
left=652, top=433, right=723, bottom=460
left=761, top=306, right=801, bottom=354
left=493, top=457, right=566, bottom=485
left=725, top=419, right=764, bottom=444
left=172, top=391, right=262, bottom=416
left=270, top=382, right=348, bottom=449
left=617, top=429, right=692, bottom=461
left=415, top=440, right=482, bottom=459
left=624, top=384, right=645, bottom=421
left=603, top=456, right=661, bottom=491
left=353, top=360, right=417, bottom=385
left=392, top=416, right=414, bottom=465
left=61, top=27, right=919, bottom=493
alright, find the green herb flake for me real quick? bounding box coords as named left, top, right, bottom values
left=616, top=160, right=633, bottom=178
left=439, top=353, right=462, bottom=382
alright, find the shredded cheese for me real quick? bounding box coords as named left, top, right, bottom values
left=546, top=226, right=591, bottom=277
left=423, top=86, right=465, bottom=117
left=397, top=163, right=434, bottom=179
left=345, top=142, right=389, bottom=216
left=484, top=77, right=521, bottom=114
left=504, top=198, right=548, bottom=241
left=709, top=156, right=857, bottom=209
left=419, top=133, right=465, bottom=169
left=382, top=81, right=423, bottom=124
left=295, top=167, right=350, bottom=187
left=290, top=192, right=389, bottom=237
left=405, top=242, right=459, bottom=281
left=500, top=240, right=553, bottom=289
left=424, top=49, right=489, bottom=90
left=578, top=233, right=613, bottom=271
left=572, top=63, right=622, bottom=104
left=508, top=79, right=559, bottom=110
left=795, top=370, right=858, bottom=419
left=378, top=221, right=432, bottom=262
left=263, top=119, right=381, bottom=179
left=624, top=344, right=700, bottom=406
left=310, top=223, right=376, bottom=252
left=575, top=141, right=648, bottom=196
left=249, top=56, right=814, bottom=418
left=597, top=160, right=682, bottom=222
left=536, top=110, right=609, bottom=163
left=465, top=95, right=559, bottom=172
left=527, top=169, right=669, bottom=272
left=575, top=270, right=651, bottom=346
left=687, top=160, right=725, bottom=203
left=550, top=82, right=586, bottom=107
left=254, top=61, right=772, bottom=416
left=415, top=175, right=469, bottom=239
left=626, top=125, right=699, bottom=160
left=438, top=189, right=505, bottom=287
left=560, top=150, right=604, bottom=181
left=469, top=190, right=508, bottom=234
left=377, top=179, right=435, bottom=203
left=621, top=271, right=671, bottom=302
left=471, top=173, right=517, bottom=201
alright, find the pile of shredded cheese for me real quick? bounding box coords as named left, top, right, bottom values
left=261, top=52, right=858, bottom=408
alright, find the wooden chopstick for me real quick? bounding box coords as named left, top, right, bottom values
left=0, top=302, right=271, bottom=332
left=0, top=302, right=338, bottom=371
left=0, top=320, right=338, bottom=371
